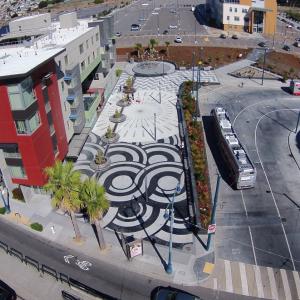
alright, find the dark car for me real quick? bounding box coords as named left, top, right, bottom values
left=163, top=30, right=169, bottom=35
left=219, top=33, right=226, bottom=39
left=151, top=287, right=200, bottom=300
left=115, top=32, right=122, bottom=37
left=258, top=41, right=266, bottom=47
left=0, top=280, right=16, bottom=300
left=232, top=34, right=238, bottom=39
left=283, top=44, right=291, bottom=51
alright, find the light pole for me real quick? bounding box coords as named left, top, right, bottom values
left=164, top=182, right=181, bottom=274
left=261, top=47, right=268, bottom=86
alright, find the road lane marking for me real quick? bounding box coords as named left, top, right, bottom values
left=248, top=226, right=257, bottom=265
left=254, top=108, right=299, bottom=271
left=239, top=262, right=249, bottom=296
left=224, top=260, right=233, bottom=293
left=267, top=267, right=278, bottom=300
left=281, top=269, right=292, bottom=300
left=254, top=266, right=264, bottom=298
left=292, top=271, right=300, bottom=300
left=213, top=278, right=218, bottom=290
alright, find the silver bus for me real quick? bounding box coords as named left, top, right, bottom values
left=211, top=107, right=256, bottom=189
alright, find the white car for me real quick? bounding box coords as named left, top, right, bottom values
left=286, top=24, right=293, bottom=28
left=169, top=24, right=178, bottom=29
left=174, top=36, right=182, bottom=43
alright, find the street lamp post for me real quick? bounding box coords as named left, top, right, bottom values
left=164, top=182, right=181, bottom=274
left=261, top=48, right=268, bottom=86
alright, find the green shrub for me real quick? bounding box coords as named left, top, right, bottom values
left=30, top=222, right=43, bottom=232
left=12, top=187, right=25, bottom=202
left=0, top=207, right=6, bottom=215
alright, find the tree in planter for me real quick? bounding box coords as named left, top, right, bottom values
left=94, top=149, right=106, bottom=165
left=105, top=126, right=115, bottom=139
left=115, top=68, right=122, bottom=78
left=80, top=178, right=109, bottom=250
left=134, top=43, right=143, bottom=59
left=44, top=161, right=83, bottom=242
left=125, top=76, right=133, bottom=89
left=149, top=38, right=158, bottom=54
left=165, top=41, right=170, bottom=57
left=114, top=109, right=121, bottom=119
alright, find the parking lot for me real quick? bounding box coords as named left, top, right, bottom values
left=200, top=67, right=300, bottom=272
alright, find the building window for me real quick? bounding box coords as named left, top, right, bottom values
left=229, top=7, right=232, bottom=12
left=58, top=60, right=61, bottom=68
left=86, top=40, right=89, bottom=49
left=8, top=77, right=35, bottom=110
left=61, top=81, right=64, bottom=92
left=93, top=51, right=95, bottom=59
left=81, top=60, right=85, bottom=71
left=9, top=166, right=26, bottom=179
left=242, top=8, right=248, bottom=13
left=234, top=16, right=240, bottom=21
left=88, top=56, right=90, bottom=65
left=64, top=55, right=68, bottom=66
left=79, top=44, right=84, bottom=54
left=15, top=112, right=41, bottom=135
left=91, top=36, right=94, bottom=45
left=234, top=8, right=237, bottom=12
left=96, top=33, right=99, bottom=41
left=227, top=16, right=230, bottom=20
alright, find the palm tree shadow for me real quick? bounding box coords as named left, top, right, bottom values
left=91, top=223, right=101, bottom=247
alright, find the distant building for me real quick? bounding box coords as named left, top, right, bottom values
left=207, top=0, right=277, bottom=34
left=0, top=12, right=116, bottom=200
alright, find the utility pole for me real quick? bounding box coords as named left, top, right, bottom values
left=261, top=48, right=268, bottom=86
left=206, top=174, right=221, bottom=251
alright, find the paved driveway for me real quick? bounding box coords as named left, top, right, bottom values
left=200, top=73, right=300, bottom=272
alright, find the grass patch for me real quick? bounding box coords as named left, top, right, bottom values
left=0, top=207, right=6, bottom=215
left=30, top=222, right=43, bottom=232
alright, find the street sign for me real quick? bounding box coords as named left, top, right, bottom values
left=208, top=224, right=216, bottom=234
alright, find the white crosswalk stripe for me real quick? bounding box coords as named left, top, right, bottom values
left=239, top=262, right=249, bottom=296
left=224, top=260, right=233, bottom=293
left=254, top=266, right=264, bottom=298
left=293, top=271, right=300, bottom=300
left=281, top=269, right=292, bottom=300
left=267, top=267, right=279, bottom=300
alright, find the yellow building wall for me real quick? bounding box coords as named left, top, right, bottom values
left=264, top=0, right=277, bottom=35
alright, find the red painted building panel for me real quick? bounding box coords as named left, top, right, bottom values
left=0, top=59, right=68, bottom=187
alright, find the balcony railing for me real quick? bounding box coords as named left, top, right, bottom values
left=3, top=152, right=21, bottom=159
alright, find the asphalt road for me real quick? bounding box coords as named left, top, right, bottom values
left=0, top=217, right=255, bottom=300
left=201, top=86, right=300, bottom=272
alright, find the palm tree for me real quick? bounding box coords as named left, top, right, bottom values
left=134, top=43, right=143, bottom=58
left=80, top=178, right=109, bottom=250
left=44, top=161, right=83, bottom=242
left=149, top=38, right=158, bottom=53
left=165, top=41, right=170, bottom=57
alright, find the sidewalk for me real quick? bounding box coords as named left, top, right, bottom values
left=0, top=195, right=215, bottom=287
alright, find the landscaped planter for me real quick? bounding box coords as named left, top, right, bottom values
left=117, top=99, right=131, bottom=107
left=90, top=157, right=111, bottom=171
left=109, top=114, right=126, bottom=123
left=101, top=133, right=120, bottom=144
left=179, top=81, right=212, bottom=229
left=123, top=86, right=136, bottom=94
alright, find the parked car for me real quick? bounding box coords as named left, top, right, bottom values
left=297, top=26, right=300, bottom=30
left=294, top=41, right=300, bottom=48
left=174, top=36, right=182, bottom=43
left=163, top=30, right=169, bottom=35
left=169, top=24, right=178, bottom=29
left=131, top=24, right=140, bottom=31
left=169, top=9, right=176, bottom=13
left=0, top=280, right=16, bottom=300
left=219, top=33, right=226, bottom=39
left=115, top=32, right=122, bottom=37
left=283, top=44, right=291, bottom=51
left=232, top=34, right=238, bottom=39
left=258, top=41, right=267, bottom=47
left=151, top=287, right=200, bottom=300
